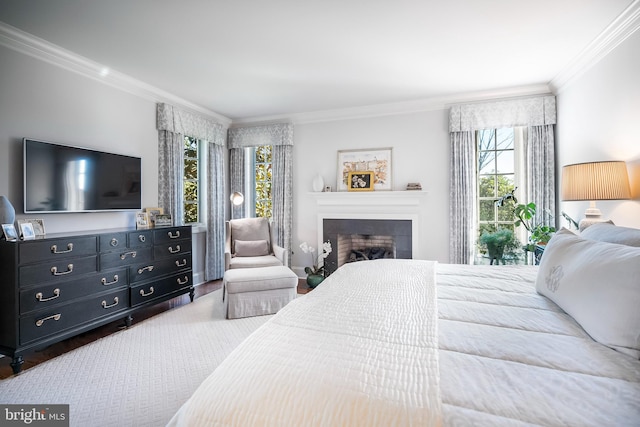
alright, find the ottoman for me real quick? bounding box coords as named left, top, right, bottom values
left=223, top=266, right=298, bottom=319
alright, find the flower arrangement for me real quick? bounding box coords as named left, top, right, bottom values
left=299, top=240, right=332, bottom=276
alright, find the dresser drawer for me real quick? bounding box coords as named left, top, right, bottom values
left=154, top=227, right=191, bottom=245
left=100, top=246, right=153, bottom=270
left=19, top=288, right=129, bottom=345
left=129, top=254, right=192, bottom=284
left=19, top=236, right=97, bottom=264
left=153, top=239, right=192, bottom=259
left=128, top=230, right=153, bottom=248
left=130, top=272, right=192, bottom=306
left=99, top=232, right=128, bottom=252
left=19, top=269, right=128, bottom=314
left=19, top=255, right=98, bottom=287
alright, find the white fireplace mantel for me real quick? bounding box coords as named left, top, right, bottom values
left=312, top=191, right=428, bottom=260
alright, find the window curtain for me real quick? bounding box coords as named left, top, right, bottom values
left=157, top=103, right=227, bottom=280
left=449, top=131, right=477, bottom=264
left=229, top=148, right=245, bottom=219
left=228, top=123, right=294, bottom=266
left=448, top=95, right=556, bottom=264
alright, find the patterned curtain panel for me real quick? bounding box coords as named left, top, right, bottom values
left=157, top=130, right=184, bottom=223
left=449, top=131, right=477, bottom=264
left=206, top=142, right=225, bottom=280
left=228, top=123, right=293, bottom=148
left=272, top=144, right=293, bottom=266
left=229, top=148, right=245, bottom=219
left=526, top=125, right=556, bottom=226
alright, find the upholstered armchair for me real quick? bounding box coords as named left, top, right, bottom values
left=224, top=217, right=288, bottom=271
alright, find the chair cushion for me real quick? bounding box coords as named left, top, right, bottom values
left=228, top=255, right=283, bottom=269
left=235, top=239, right=270, bottom=257
left=224, top=266, right=298, bottom=294
left=230, top=217, right=271, bottom=254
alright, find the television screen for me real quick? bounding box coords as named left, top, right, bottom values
left=24, top=138, right=142, bottom=213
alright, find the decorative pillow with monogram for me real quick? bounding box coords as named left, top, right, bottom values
left=536, top=228, right=640, bottom=358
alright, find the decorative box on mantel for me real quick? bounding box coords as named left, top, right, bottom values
left=310, top=191, right=428, bottom=275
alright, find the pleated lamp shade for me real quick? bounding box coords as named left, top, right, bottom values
left=561, top=161, right=631, bottom=230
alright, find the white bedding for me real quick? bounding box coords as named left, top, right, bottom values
left=169, top=259, right=442, bottom=426
left=169, top=260, right=640, bottom=426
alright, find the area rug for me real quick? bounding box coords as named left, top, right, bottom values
left=0, top=289, right=272, bottom=426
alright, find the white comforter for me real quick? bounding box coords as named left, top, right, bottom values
left=170, top=260, right=640, bottom=426
left=169, top=259, right=442, bottom=426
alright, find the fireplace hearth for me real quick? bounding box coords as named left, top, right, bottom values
left=323, top=219, right=411, bottom=275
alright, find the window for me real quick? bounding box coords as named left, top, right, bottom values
left=183, top=136, right=200, bottom=224
left=243, top=145, right=272, bottom=218
left=476, top=127, right=526, bottom=262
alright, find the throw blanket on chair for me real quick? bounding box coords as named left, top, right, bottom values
left=169, top=259, right=442, bottom=426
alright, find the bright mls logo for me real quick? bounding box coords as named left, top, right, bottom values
left=1, top=405, right=69, bottom=426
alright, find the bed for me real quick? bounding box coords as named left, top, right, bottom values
left=168, top=224, right=640, bottom=426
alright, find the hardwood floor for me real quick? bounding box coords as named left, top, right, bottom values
left=0, top=278, right=310, bottom=380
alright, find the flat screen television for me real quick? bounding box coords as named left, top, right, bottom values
left=24, top=138, right=142, bottom=213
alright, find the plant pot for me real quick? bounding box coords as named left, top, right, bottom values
left=487, top=244, right=504, bottom=264
left=306, top=274, right=324, bottom=288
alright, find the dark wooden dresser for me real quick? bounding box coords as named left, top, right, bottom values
left=0, top=226, right=193, bottom=374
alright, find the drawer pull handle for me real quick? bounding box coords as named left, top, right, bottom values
left=51, top=264, right=74, bottom=276
left=168, top=231, right=181, bottom=239
left=101, top=275, right=119, bottom=286
left=137, top=265, right=154, bottom=274
left=110, top=238, right=119, bottom=247
left=35, top=288, right=60, bottom=302
left=101, top=297, right=119, bottom=309
left=50, top=243, right=73, bottom=254
left=139, top=287, right=155, bottom=297
left=138, top=235, right=146, bottom=243
left=35, top=313, right=61, bottom=327
left=120, top=251, right=137, bottom=260
left=175, top=259, right=187, bottom=267
left=168, top=245, right=181, bottom=254
left=177, top=276, right=189, bottom=285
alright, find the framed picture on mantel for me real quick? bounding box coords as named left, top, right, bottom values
left=337, top=147, right=392, bottom=191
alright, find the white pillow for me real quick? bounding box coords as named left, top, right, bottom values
left=536, top=228, right=640, bottom=358
left=580, top=222, right=640, bottom=247
left=234, top=239, right=270, bottom=257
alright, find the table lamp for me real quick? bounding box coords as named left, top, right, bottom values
left=561, top=161, right=631, bottom=231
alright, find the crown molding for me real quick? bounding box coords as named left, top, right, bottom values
left=0, top=22, right=232, bottom=126
left=233, top=84, right=552, bottom=125
left=550, top=0, right=640, bottom=93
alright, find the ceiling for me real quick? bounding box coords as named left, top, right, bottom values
left=0, top=0, right=634, bottom=121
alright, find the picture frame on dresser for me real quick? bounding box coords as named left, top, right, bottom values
left=19, top=222, right=35, bottom=240
left=1, top=224, right=18, bottom=241
left=337, top=147, right=392, bottom=191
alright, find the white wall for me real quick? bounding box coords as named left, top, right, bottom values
left=0, top=45, right=208, bottom=282
left=291, top=109, right=451, bottom=273
left=556, top=29, right=640, bottom=228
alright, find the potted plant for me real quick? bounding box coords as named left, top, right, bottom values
left=299, top=241, right=332, bottom=288
left=479, top=228, right=520, bottom=265
left=496, top=189, right=556, bottom=251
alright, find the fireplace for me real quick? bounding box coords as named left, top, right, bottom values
left=323, top=218, right=412, bottom=275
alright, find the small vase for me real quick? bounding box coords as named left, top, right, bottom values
left=0, top=195, right=16, bottom=225
left=312, top=174, right=324, bottom=192
left=306, top=274, right=324, bottom=288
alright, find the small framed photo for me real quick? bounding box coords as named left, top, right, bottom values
left=136, top=212, right=150, bottom=229
left=154, top=214, right=173, bottom=227
left=2, top=224, right=18, bottom=241
left=144, top=207, right=163, bottom=226
left=347, top=171, right=375, bottom=192
left=30, top=219, right=46, bottom=237
left=20, top=222, right=36, bottom=240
